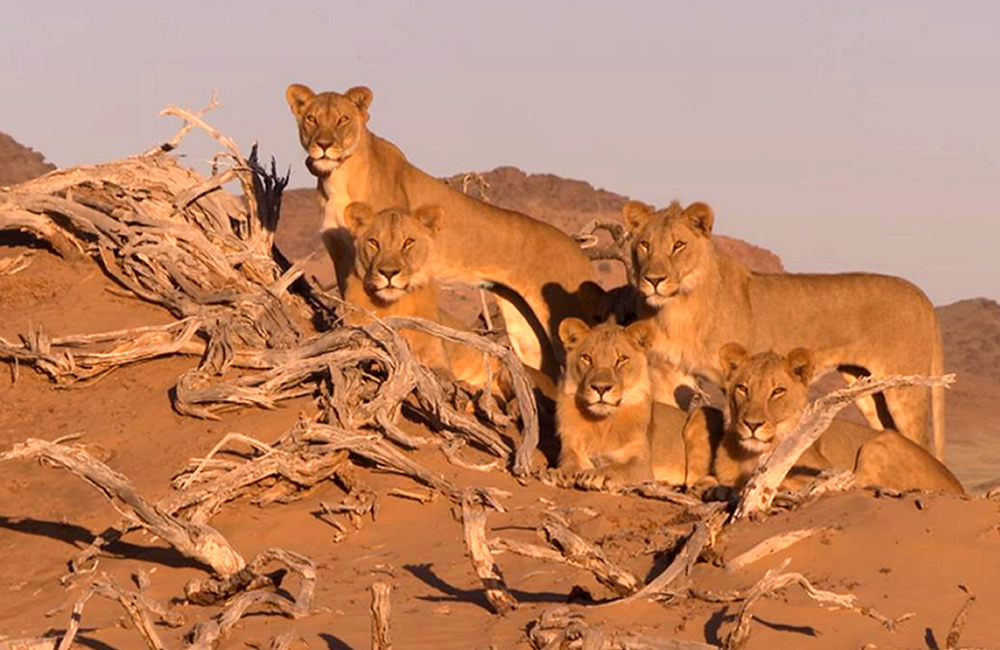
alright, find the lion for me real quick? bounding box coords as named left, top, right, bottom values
left=341, top=201, right=453, bottom=376
left=342, top=201, right=514, bottom=390
left=623, top=200, right=946, bottom=458
left=714, top=343, right=963, bottom=494
left=554, top=318, right=723, bottom=490
left=286, top=83, right=599, bottom=379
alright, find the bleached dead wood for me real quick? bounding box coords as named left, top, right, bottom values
left=725, top=527, right=830, bottom=572
left=527, top=606, right=719, bottom=650
left=722, top=559, right=908, bottom=650
left=370, top=582, right=393, bottom=650
left=540, top=517, right=640, bottom=597
left=0, top=438, right=245, bottom=577
left=185, top=548, right=315, bottom=650
left=607, top=520, right=710, bottom=606
left=462, top=492, right=518, bottom=615
left=733, top=373, right=956, bottom=521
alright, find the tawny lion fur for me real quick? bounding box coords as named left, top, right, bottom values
left=555, top=319, right=722, bottom=490
left=286, top=84, right=598, bottom=379
left=341, top=201, right=506, bottom=388
left=714, top=343, right=963, bottom=494
left=623, top=200, right=946, bottom=458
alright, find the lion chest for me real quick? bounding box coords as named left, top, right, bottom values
left=320, top=173, right=356, bottom=231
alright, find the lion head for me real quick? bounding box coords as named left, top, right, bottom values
left=719, top=343, right=814, bottom=454
left=558, top=318, right=656, bottom=418
left=285, top=83, right=373, bottom=176
left=622, top=200, right=715, bottom=308
left=343, top=202, right=443, bottom=305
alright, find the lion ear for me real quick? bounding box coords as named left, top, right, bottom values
left=558, top=318, right=591, bottom=351
left=345, top=86, right=373, bottom=114
left=413, top=205, right=444, bottom=232
left=622, top=201, right=654, bottom=233
left=343, top=202, right=374, bottom=233
left=786, top=348, right=814, bottom=385
left=625, top=319, right=657, bottom=350
left=286, top=84, right=315, bottom=118
left=719, top=342, right=749, bottom=382
left=683, top=202, right=714, bottom=236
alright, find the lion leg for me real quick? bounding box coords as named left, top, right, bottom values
left=494, top=296, right=546, bottom=374
left=880, top=384, right=931, bottom=450
left=854, top=431, right=963, bottom=494
left=321, top=227, right=355, bottom=297
left=838, top=370, right=886, bottom=432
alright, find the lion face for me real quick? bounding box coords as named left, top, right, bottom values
left=622, top=201, right=715, bottom=309
left=286, top=84, right=373, bottom=176
left=558, top=319, right=655, bottom=418
left=344, top=203, right=443, bottom=304
left=719, top=343, right=814, bottom=454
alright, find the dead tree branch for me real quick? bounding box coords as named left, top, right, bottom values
left=461, top=492, right=518, bottom=615
left=0, top=438, right=245, bottom=577
left=722, top=559, right=908, bottom=650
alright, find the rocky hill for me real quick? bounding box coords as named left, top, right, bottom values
left=0, top=132, right=55, bottom=186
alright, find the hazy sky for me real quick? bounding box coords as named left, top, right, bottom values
left=3, top=1, right=997, bottom=304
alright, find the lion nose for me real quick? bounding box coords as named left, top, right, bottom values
left=644, top=275, right=667, bottom=289
left=315, top=138, right=334, bottom=150
left=380, top=268, right=400, bottom=282
left=591, top=382, right=614, bottom=398
left=743, top=419, right=765, bottom=434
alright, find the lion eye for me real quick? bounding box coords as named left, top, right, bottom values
left=672, top=240, right=686, bottom=254
left=637, top=241, right=650, bottom=253
left=579, top=354, right=592, bottom=366
left=402, top=238, right=416, bottom=250
left=616, top=355, right=629, bottom=367
left=367, top=238, right=379, bottom=250
left=305, top=114, right=318, bottom=125
left=771, top=387, right=786, bottom=399
left=735, top=384, right=749, bottom=396
left=337, top=115, right=351, bottom=126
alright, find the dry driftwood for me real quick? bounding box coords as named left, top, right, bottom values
left=0, top=438, right=245, bottom=578
left=527, top=606, right=719, bottom=650
left=491, top=516, right=641, bottom=600
left=573, top=218, right=634, bottom=280
left=370, top=582, right=393, bottom=650
left=185, top=548, right=315, bottom=650
left=722, top=559, right=909, bottom=650
left=607, top=520, right=711, bottom=607
left=462, top=492, right=518, bottom=615
left=0, top=573, right=181, bottom=650
left=733, top=373, right=956, bottom=521
left=725, top=527, right=830, bottom=573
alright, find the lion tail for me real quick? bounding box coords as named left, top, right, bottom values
left=930, top=318, right=946, bottom=461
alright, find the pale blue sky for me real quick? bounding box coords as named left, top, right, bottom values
left=2, top=1, right=997, bottom=304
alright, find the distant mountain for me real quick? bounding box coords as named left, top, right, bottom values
left=0, top=132, right=55, bottom=186
left=937, top=298, right=1000, bottom=383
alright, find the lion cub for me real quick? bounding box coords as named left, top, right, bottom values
left=715, top=343, right=963, bottom=494
left=555, top=318, right=721, bottom=490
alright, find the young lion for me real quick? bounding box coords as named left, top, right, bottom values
left=623, top=200, right=946, bottom=458
left=342, top=201, right=509, bottom=389
left=341, top=202, right=453, bottom=375
left=555, top=318, right=722, bottom=490
left=285, top=84, right=599, bottom=380
left=715, top=343, right=963, bottom=494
